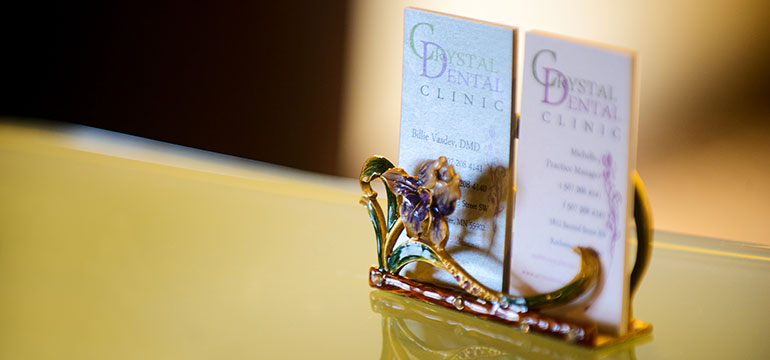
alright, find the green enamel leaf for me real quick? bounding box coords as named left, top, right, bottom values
left=360, top=156, right=399, bottom=232
left=360, top=156, right=395, bottom=183
left=387, top=241, right=443, bottom=274
left=523, top=247, right=600, bottom=309
left=365, top=199, right=385, bottom=270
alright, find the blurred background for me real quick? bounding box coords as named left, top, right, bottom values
left=2, top=0, right=769, bottom=245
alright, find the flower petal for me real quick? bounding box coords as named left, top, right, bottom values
left=432, top=182, right=458, bottom=216
left=401, top=190, right=430, bottom=237
left=435, top=157, right=452, bottom=182
left=417, top=159, right=437, bottom=189
left=430, top=217, right=448, bottom=244
left=382, top=168, right=419, bottom=196
left=430, top=159, right=461, bottom=214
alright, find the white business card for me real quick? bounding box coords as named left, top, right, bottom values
left=510, top=31, right=637, bottom=334
left=398, top=8, right=517, bottom=292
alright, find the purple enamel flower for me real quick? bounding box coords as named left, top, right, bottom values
left=382, top=157, right=461, bottom=244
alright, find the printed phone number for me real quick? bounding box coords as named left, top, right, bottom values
left=446, top=157, right=484, bottom=174
left=558, top=182, right=599, bottom=198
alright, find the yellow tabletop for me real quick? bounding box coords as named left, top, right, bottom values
left=1, top=121, right=768, bottom=359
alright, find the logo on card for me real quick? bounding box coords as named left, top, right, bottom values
left=532, top=49, right=622, bottom=140
left=409, top=22, right=505, bottom=112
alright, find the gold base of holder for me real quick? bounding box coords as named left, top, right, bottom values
left=369, top=267, right=652, bottom=349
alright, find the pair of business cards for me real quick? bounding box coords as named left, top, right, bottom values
left=398, top=8, right=637, bottom=334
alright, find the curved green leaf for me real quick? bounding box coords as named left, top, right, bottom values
left=365, top=199, right=385, bottom=270
left=387, top=240, right=443, bottom=274
left=360, top=156, right=395, bottom=183
left=360, top=156, right=399, bottom=232
left=631, top=172, right=653, bottom=297
left=523, top=247, right=600, bottom=309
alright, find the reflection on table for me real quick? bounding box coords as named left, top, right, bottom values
left=372, top=290, right=649, bottom=360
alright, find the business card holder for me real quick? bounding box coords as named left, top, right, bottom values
left=359, top=155, right=653, bottom=348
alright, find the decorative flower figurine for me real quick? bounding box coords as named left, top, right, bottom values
left=382, top=156, right=461, bottom=246
left=360, top=154, right=604, bottom=317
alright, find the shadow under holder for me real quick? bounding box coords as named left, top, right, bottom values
left=358, top=115, right=653, bottom=349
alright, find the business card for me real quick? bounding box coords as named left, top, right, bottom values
left=510, top=31, right=637, bottom=334
left=398, top=8, right=517, bottom=292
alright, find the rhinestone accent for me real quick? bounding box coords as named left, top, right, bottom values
left=566, top=328, right=581, bottom=342
left=371, top=271, right=384, bottom=287
left=453, top=297, right=465, bottom=310
left=499, top=297, right=510, bottom=309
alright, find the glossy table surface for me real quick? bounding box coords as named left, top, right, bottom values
left=1, top=121, right=769, bottom=359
